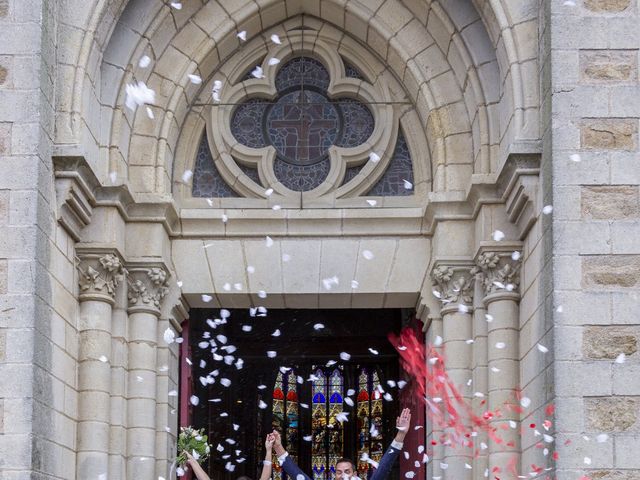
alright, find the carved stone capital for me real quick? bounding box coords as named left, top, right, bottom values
left=127, top=265, right=170, bottom=314
left=472, top=250, right=522, bottom=298
left=77, top=250, right=127, bottom=303
left=430, top=262, right=475, bottom=310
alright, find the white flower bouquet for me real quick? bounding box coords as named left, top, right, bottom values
left=176, top=426, right=211, bottom=472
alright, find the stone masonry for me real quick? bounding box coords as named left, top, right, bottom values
left=0, top=0, right=638, bottom=479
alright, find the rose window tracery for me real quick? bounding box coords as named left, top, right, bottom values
left=190, top=38, right=419, bottom=201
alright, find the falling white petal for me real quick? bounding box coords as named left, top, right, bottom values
left=170, top=2, right=182, bottom=9
left=201, top=294, right=213, bottom=303
left=188, top=74, right=202, bottom=84
left=190, top=395, right=199, bottom=406
left=138, top=55, right=151, bottom=68
left=265, top=236, right=274, bottom=247
left=268, top=57, right=281, bottom=66
left=368, top=348, right=379, bottom=355
left=492, top=230, right=505, bottom=241
left=182, top=170, right=193, bottom=183
left=362, top=250, right=374, bottom=260
left=615, top=353, right=626, bottom=363
left=403, top=179, right=413, bottom=190
left=237, top=30, right=247, bottom=41
left=366, top=199, right=377, bottom=206
left=542, top=205, right=553, bottom=215
left=270, top=34, right=282, bottom=44
left=570, top=153, right=581, bottom=162
left=125, top=82, right=155, bottom=111
left=251, top=66, right=265, bottom=79
left=340, top=352, right=351, bottom=361
left=369, top=152, right=381, bottom=163
left=314, top=323, right=325, bottom=330
left=163, top=328, right=175, bottom=345
left=537, top=343, right=549, bottom=353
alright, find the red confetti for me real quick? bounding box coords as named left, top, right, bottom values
left=545, top=404, right=555, bottom=416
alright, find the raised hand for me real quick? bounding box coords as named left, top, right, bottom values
left=272, top=429, right=282, bottom=446
left=265, top=433, right=275, bottom=450
left=395, top=408, right=411, bottom=441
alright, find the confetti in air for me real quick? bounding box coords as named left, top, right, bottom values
left=492, top=230, right=505, bottom=241
left=237, top=30, right=247, bottom=41
left=270, top=34, right=282, bottom=44
left=125, top=82, right=155, bottom=111
left=369, top=152, right=381, bottom=163
left=188, top=74, right=202, bottom=84
left=138, top=55, right=151, bottom=68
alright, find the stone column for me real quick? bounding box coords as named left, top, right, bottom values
left=431, top=263, right=474, bottom=480
left=109, top=274, right=129, bottom=477
left=155, top=296, right=187, bottom=479
left=474, top=251, right=522, bottom=479
left=125, top=265, right=169, bottom=480
left=425, top=313, right=443, bottom=480
left=76, top=250, right=126, bottom=480
left=471, top=274, right=489, bottom=476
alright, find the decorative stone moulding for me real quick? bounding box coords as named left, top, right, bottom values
left=127, top=264, right=170, bottom=314
left=76, top=248, right=127, bottom=304
left=176, top=20, right=429, bottom=209
left=472, top=246, right=523, bottom=298
left=430, top=260, right=475, bottom=312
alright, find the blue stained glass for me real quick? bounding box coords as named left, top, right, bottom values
left=192, top=133, right=239, bottom=198
left=229, top=56, right=375, bottom=192
left=366, top=130, right=414, bottom=197
left=313, top=392, right=326, bottom=403
left=343, top=59, right=365, bottom=80
left=329, top=392, right=343, bottom=403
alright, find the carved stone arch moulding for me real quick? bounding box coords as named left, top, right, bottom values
left=175, top=18, right=430, bottom=209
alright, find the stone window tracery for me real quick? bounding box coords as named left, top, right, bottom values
left=189, top=31, right=423, bottom=203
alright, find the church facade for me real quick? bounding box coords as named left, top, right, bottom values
left=1, top=0, right=639, bottom=479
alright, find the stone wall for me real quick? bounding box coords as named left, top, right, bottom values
left=551, top=0, right=640, bottom=478
left=0, top=0, right=80, bottom=478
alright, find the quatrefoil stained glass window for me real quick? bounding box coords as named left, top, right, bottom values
left=191, top=56, right=415, bottom=197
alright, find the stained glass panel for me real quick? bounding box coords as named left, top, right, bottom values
left=343, top=59, right=365, bottom=80
left=228, top=57, right=376, bottom=192
left=312, top=369, right=328, bottom=480
left=273, top=371, right=286, bottom=480
left=192, top=132, right=239, bottom=198
left=366, top=130, right=414, bottom=197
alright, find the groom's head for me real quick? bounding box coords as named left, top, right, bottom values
left=335, top=458, right=356, bottom=480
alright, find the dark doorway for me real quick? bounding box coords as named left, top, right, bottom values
left=187, top=309, right=404, bottom=480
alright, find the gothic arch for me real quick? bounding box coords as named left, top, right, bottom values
left=56, top=0, right=539, bottom=199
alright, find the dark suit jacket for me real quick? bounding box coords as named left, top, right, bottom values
left=280, top=443, right=402, bottom=480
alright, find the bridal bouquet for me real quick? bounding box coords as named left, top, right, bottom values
left=176, top=426, right=211, bottom=471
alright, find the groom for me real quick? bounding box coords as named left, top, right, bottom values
left=273, top=408, right=412, bottom=480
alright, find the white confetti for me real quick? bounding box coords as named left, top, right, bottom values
left=345, top=397, right=354, bottom=407
left=537, top=343, right=549, bottom=353
left=615, top=353, right=626, bottom=364
left=485, top=314, right=494, bottom=322
left=220, top=378, right=231, bottom=387
left=596, top=433, right=609, bottom=443
left=182, top=170, right=193, bottom=183
left=201, top=294, right=213, bottom=303
left=511, top=251, right=521, bottom=261
left=340, top=352, right=351, bottom=361
left=190, top=395, right=199, bottom=406
left=570, top=153, right=581, bottom=162
left=259, top=400, right=268, bottom=409
left=520, top=397, right=531, bottom=408
left=222, top=214, right=228, bottom=223
left=584, top=457, right=591, bottom=465
left=368, top=348, right=379, bottom=355
left=563, top=0, right=576, bottom=6
left=272, top=204, right=281, bottom=211
left=369, top=152, right=381, bottom=163
left=98, top=355, right=108, bottom=363
left=125, top=82, right=155, bottom=111
left=495, top=342, right=506, bottom=349
left=265, top=236, right=274, bottom=247
left=268, top=57, right=281, bottom=66
left=212, top=80, right=222, bottom=102
left=403, top=179, right=413, bottom=190
left=170, top=2, right=182, bottom=9
left=542, top=205, right=553, bottom=215
left=336, top=412, right=349, bottom=423
left=362, top=250, right=374, bottom=260
left=188, top=74, right=202, bottom=85
left=270, top=34, right=282, bottom=44
left=366, top=199, right=377, bottom=206
left=434, top=335, right=443, bottom=347
left=351, top=280, right=359, bottom=289
left=237, top=30, right=247, bottom=41
left=251, top=66, right=265, bottom=78
left=458, top=304, right=469, bottom=313
left=265, top=188, right=274, bottom=196
left=163, top=328, right=175, bottom=345
left=109, top=171, right=117, bottom=183
left=138, top=55, right=151, bottom=68
left=492, top=230, right=505, bottom=241
left=267, top=351, right=277, bottom=358
left=272, top=329, right=281, bottom=337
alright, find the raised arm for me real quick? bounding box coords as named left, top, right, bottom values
left=272, top=430, right=312, bottom=480
left=370, top=408, right=412, bottom=480
left=185, top=451, right=211, bottom=480
left=259, top=433, right=275, bottom=480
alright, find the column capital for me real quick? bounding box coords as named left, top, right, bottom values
left=472, top=248, right=522, bottom=299
left=76, top=248, right=127, bottom=304
left=126, top=263, right=170, bottom=315
left=430, top=260, right=475, bottom=312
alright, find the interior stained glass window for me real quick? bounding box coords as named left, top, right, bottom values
left=272, top=369, right=300, bottom=480
left=356, top=369, right=384, bottom=477
left=230, top=57, right=375, bottom=192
